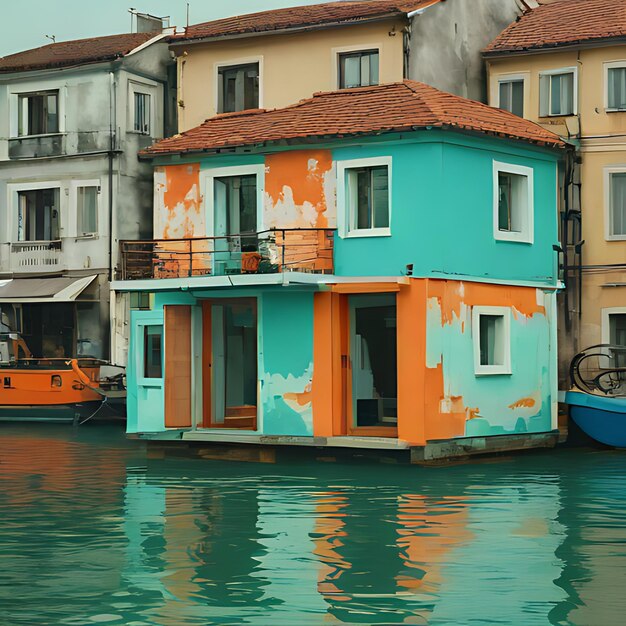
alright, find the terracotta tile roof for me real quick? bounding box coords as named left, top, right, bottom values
left=485, top=0, right=626, bottom=55
left=142, top=80, right=564, bottom=157
left=172, top=0, right=439, bottom=43
left=0, top=32, right=159, bottom=74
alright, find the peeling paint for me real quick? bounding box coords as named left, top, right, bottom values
left=155, top=164, right=202, bottom=239
left=264, top=150, right=336, bottom=229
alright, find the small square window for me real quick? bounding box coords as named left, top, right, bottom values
left=18, top=90, right=59, bottom=136
left=608, top=67, right=626, bottom=111
left=130, top=292, right=151, bottom=310
left=343, top=163, right=390, bottom=235
left=493, top=162, right=533, bottom=244
left=609, top=172, right=626, bottom=237
left=218, top=63, right=259, bottom=113
left=473, top=307, right=511, bottom=375
left=539, top=70, right=575, bottom=117
left=338, top=50, right=379, bottom=89
left=143, top=325, right=162, bottom=379
left=134, top=92, right=151, bottom=134
left=498, top=79, right=524, bottom=117
left=609, top=313, right=626, bottom=369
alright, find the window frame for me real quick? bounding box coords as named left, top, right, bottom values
left=539, top=67, right=578, bottom=117
left=496, top=74, right=527, bottom=117
left=337, top=49, right=380, bottom=89
left=472, top=306, right=512, bottom=376
left=70, top=179, right=101, bottom=238
left=337, top=156, right=392, bottom=239
left=493, top=161, right=534, bottom=244
left=133, top=91, right=151, bottom=135
left=136, top=319, right=164, bottom=387
left=16, top=89, right=60, bottom=137
left=605, top=61, right=626, bottom=112
left=201, top=164, right=265, bottom=240
left=604, top=165, right=626, bottom=241
left=7, top=180, right=64, bottom=243
left=127, top=79, right=158, bottom=137
left=214, top=57, right=263, bottom=115
left=332, top=44, right=382, bottom=90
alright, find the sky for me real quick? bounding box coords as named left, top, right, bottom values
left=0, top=0, right=331, bottom=56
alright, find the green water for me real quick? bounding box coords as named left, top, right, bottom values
left=1, top=425, right=625, bottom=625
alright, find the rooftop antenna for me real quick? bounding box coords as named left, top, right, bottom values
left=186, top=2, right=190, bottom=28
left=45, top=34, right=56, bottom=43
left=129, top=7, right=136, bottom=32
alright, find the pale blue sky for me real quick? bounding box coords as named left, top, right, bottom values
left=0, top=0, right=329, bottom=56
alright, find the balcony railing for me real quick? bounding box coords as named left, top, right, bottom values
left=10, top=240, right=62, bottom=272
left=118, top=229, right=335, bottom=281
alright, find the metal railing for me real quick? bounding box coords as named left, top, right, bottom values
left=118, top=229, right=335, bottom=280
left=10, top=240, right=62, bottom=272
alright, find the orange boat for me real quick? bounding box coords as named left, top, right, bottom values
left=0, top=332, right=124, bottom=422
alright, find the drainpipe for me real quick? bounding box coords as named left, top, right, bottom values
left=108, top=71, right=115, bottom=282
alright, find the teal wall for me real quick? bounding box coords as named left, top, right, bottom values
left=331, top=133, right=560, bottom=285
left=425, top=287, right=557, bottom=437
left=128, top=287, right=315, bottom=437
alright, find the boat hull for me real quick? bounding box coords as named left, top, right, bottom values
left=0, top=402, right=104, bottom=423
left=565, top=391, right=626, bottom=447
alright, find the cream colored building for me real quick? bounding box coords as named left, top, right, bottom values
left=170, top=0, right=530, bottom=132
left=485, top=0, right=626, bottom=380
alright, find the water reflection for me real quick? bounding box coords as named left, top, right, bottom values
left=1, top=426, right=626, bottom=625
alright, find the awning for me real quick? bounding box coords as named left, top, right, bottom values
left=0, top=275, right=97, bottom=303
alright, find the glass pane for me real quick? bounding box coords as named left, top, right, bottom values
left=143, top=325, right=163, bottom=378
left=560, top=73, right=573, bottom=115
left=371, top=166, right=389, bottom=228
left=511, top=81, right=524, bottom=117
left=369, top=52, right=379, bottom=86
left=352, top=299, right=397, bottom=428
left=498, top=173, right=512, bottom=231
left=219, top=64, right=259, bottom=112
left=479, top=315, right=501, bottom=366
left=611, top=173, right=626, bottom=236
left=550, top=75, right=562, bottom=115
left=609, top=68, right=626, bottom=109
left=356, top=169, right=371, bottom=229
left=499, top=82, right=510, bottom=112
left=341, top=54, right=361, bottom=89
left=46, top=94, right=58, bottom=133
left=78, top=186, right=98, bottom=234
left=29, top=95, right=44, bottom=135
left=610, top=314, right=626, bottom=367
left=360, top=54, right=370, bottom=87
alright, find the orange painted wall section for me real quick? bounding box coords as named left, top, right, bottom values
left=154, top=164, right=202, bottom=240
left=264, top=150, right=336, bottom=229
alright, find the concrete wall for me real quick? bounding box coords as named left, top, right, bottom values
left=407, top=0, right=524, bottom=102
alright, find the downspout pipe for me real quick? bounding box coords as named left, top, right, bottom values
left=108, top=70, right=115, bottom=283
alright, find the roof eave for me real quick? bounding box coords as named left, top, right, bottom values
left=168, top=13, right=407, bottom=48
left=139, top=125, right=564, bottom=160
left=484, top=35, right=626, bottom=58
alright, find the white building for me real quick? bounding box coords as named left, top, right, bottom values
left=0, top=31, right=175, bottom=361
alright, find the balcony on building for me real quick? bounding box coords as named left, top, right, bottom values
left=118, top=229, right=335, bottom=281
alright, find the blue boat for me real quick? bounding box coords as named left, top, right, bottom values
left=566, top=344, right=626, bottom=447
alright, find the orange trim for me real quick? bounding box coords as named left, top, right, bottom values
left=331, top=282, right=401, bottom=294
left=164, top=305, right=192, bottom=428
left=397, top=279, right=428, bottom=445
left=202, top=301, right=212, bottom=428
left=312, top=293, right=333, bottom=437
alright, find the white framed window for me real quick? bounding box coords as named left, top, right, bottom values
left=493, top=161, right=534, bottom=244
left=17, top=90, right=59, bottom=136
left=201, top=164, right=265, bottom=240
left=539, top=67, right=577, bottom=117
left=338, top=49, right=379, bottom=89
left=7, top=181, right=63, bottom=242
left=337, top=156, right=391, bottom=238
left=605, top=62, right=626, bottom=111
left=604, top=166, right=626, bottom=240
left=601, top=308, right=626, bottom=367
left=216, top=58, right=262, bottom=114
left=498, top=78, right=524, bottom=117
left=133, top=92, right=151, bottom=134
left=472, top=306, right=512, bottom=376
left=69, top=179, right=101, bottom=238
left=128, top=80, right=157, bottom=136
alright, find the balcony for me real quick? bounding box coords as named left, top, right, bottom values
left=119, top=229, right=335, bottom=281
left=10, top=240, right=63, bottom=273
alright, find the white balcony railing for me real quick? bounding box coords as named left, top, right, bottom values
left=10, top=240, right=63, bottom=272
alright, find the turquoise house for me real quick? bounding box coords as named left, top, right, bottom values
left=112, top=81, right=566, bottom=460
